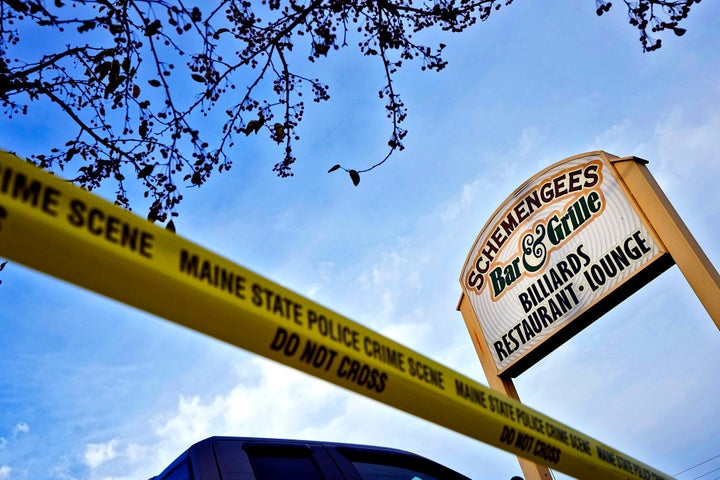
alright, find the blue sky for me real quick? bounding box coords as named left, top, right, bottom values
left=1, top=1, right=720, bottom=479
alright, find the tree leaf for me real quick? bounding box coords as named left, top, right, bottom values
left=166, top=219, right=176, bottom=233
left=349, top=169, right=360, bottom=186
left=148, top=79, right=161, bottom=87
left=327, top=164, right=341, bottom=173
left=191, top=73, right=205, bottom=83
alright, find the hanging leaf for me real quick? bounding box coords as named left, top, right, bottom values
left=191, top=73, right=205, bottom=83
left=327, top=164, right=341, bottom=173
left=148, top=79, right=161, bottom=87
left=349, top=169, right=360, bottom=186
left=166, top=220, right=176, bottom=233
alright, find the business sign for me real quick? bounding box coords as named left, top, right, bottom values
left=460, top=152, right=673, bottom=377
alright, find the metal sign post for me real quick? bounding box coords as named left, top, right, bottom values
left=457, top=293, right=553, bottom=480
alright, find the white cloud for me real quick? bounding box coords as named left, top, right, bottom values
left=0, top=465, right=10, bottom=480
left=73, top=355, right=517, bottom=480
left=84, top=440, right=118, bottom=469
left=74, top=360, right=350, bottom=479
left=636, top=110, right=720, bottom=184
left=632, top=110, right=720, bottom=256
left=592, top=118, right=633, bottom=151
left=50, top=456, right=79, bottom=480
left=12, top=423, right=29, bottom=437
left=304, top=283, right=322, bottom=298
left=0, top=422, right=30, bottom=454
left=353, top=246, right=426, bottom=329
left=515, top=126, right=547, bottom=158
left=440, top=179, right=482, bottom=223
left=653, top=111, right=720, bottom=167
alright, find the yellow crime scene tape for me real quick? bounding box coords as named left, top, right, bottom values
left=0, top=151, right=673, bottom=480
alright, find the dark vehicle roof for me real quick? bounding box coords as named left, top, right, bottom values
left=151, top=436, right=471, bottom=480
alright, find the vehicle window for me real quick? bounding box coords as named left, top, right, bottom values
left=338, top=446, right=469, bottom=480
left=351, top=461, right=438, bottom=480
left=245, top=444, right=325, bottom=480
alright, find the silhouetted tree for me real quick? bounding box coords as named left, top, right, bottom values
left=0, top=0, right=700, bottom=221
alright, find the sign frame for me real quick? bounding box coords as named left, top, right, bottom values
left=459, top=151, right=678, bottom=377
